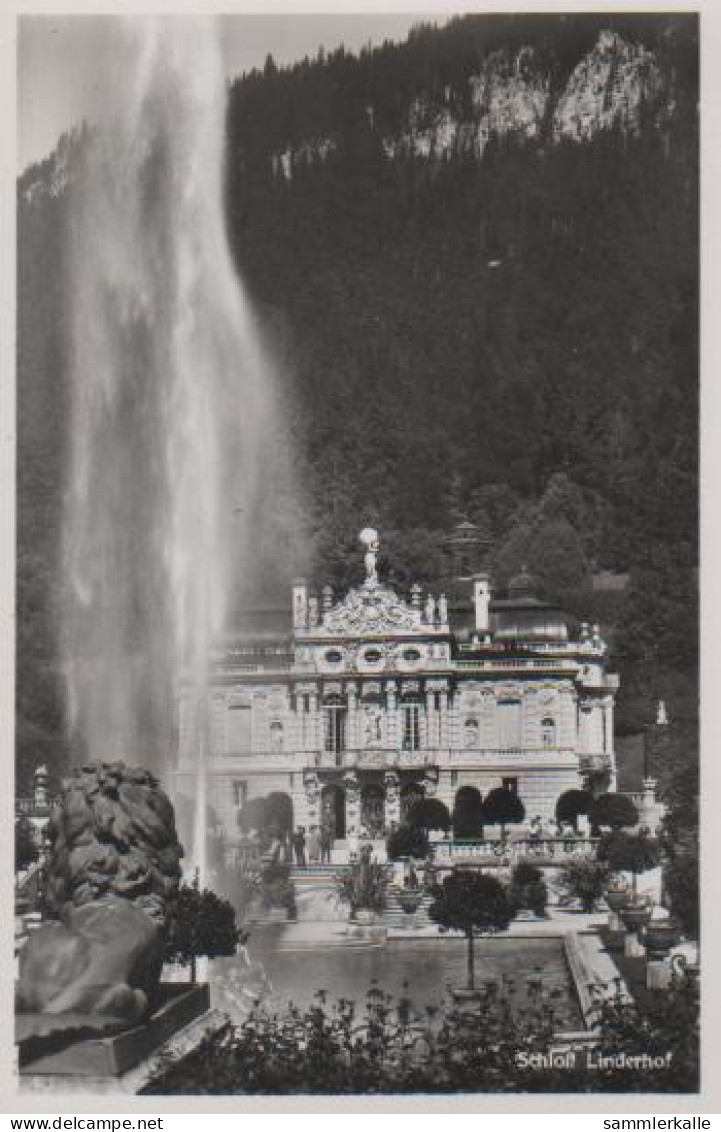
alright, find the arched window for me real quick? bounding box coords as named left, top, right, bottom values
left=541, top=717, right=556, bottom=748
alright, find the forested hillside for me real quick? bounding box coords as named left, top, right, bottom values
left=16, top=14, right=698, bottom=788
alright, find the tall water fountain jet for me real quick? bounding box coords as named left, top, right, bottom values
left=62, top=19, right=278, bottom=874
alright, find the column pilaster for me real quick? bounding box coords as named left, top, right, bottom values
left=347, top=682, right=358, bottom=751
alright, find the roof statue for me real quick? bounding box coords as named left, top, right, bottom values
left=359, top=527, right=379, bottom=588
left=321, top=529, right=420, bottom=635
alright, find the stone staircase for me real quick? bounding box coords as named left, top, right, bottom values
left=289, top=864, right=347, bottom=888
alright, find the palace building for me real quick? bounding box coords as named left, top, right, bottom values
left=174, top=528, right=618, bottom=852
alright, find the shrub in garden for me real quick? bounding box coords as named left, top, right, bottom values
left=260, top=860, right=296, bottom=917
left=509, top=860, right=547, bottom=916
left=663, top=830, right=699, bottom=939
left=142, top=974, right=699, bottom=1094
left=334, top=853, right=391, bottom=917
left=556, top=857, right=611, bottom=912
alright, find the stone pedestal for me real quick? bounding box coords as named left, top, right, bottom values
left=646, top=958, right=672, bottom=991
left=624, top=931, right=646, bottom=959
left=608, top=910, right=624, bottom=932
left=18, top=985, right=228, bottom=1094
left=605, top=928, right=626, bottom=951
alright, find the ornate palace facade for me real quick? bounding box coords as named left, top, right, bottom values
left=174, top=529, right=618, bottom=849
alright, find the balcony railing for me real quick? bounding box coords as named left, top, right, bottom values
left=309, top=746, right=580, bottom=770
left=433, top=836, right=600, bottom=863
left=204, top=745, right=589, bottom=768
left=455, top=658, right=578, bottom=671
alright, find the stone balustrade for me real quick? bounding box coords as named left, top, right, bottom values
left=433, top=836, right=599, bottom=863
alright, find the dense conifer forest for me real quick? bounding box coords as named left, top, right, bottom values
left=16, top=14, right=698, bottom=791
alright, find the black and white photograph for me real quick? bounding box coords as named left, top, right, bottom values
left=11, top=6, right=702, bottom=1102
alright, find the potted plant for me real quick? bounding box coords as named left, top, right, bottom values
left=335, top=848, right=391, bottom=923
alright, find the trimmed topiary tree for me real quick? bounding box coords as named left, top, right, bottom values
left=589, top=793, right=638, bottom=832
left=407, top=797, right=451, bottom=833
left=428, top=869, right=513, bottom=990
left=597, top=831, right=660, bottom=896
left=386, top=823, right=428, bottom=861
left=165, top=878, right=245, bottom=983
left=555, top=788, right=594, bottom=831
left=260, top=859, right=297, bottom=917
left=482, top=787, right=525, bottom=838
left=452, top=785, right=485, bottom=840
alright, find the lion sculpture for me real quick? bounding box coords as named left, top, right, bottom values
left=16, top=761, right=183, bottom=1039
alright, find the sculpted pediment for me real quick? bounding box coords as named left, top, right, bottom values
left=322, top=584, right=419, bottom=636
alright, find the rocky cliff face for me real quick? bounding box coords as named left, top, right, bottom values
left=553, top=29, right=662, bottom=142
left=272, top=29, right=672, bottom=177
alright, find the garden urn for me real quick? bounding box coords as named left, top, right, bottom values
left=644, top=919, right=681, bottom=961
left=396, top=889, right=423, bottom=915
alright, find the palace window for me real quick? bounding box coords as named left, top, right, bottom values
left=402, top=701, right=422, bottom=751
left=228, top=702, right=252, bottom=752
left=324, top=696, right=347, bottom=759
left=540, top=717, right=556, bottom=748
left=233, top=780, right=248, bottom=808
left=463, top=717, right=480, bottom=748
left=497, top=698, right=522, bottom=749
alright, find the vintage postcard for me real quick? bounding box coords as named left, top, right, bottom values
left=5, top=2, right=715, bottom=1111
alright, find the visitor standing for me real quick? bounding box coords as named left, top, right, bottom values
left=320, top=822, right=332, bottom=864
left=293, top=826, right=307, bottom=868
left=308, top=825, right=321, bottom=864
